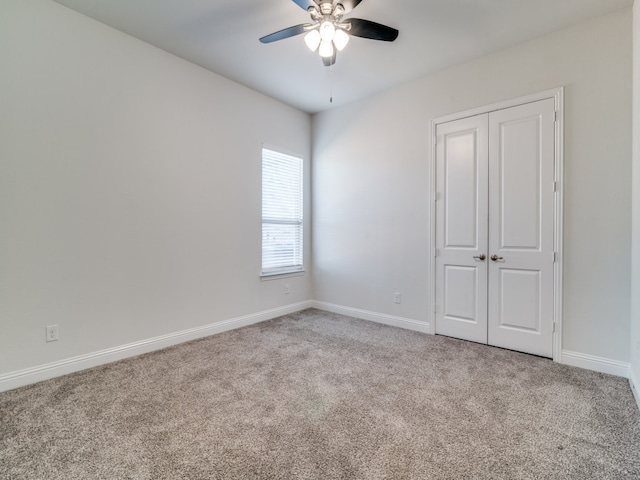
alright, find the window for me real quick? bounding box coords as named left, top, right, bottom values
left=262, top=148, right=303, bottom=276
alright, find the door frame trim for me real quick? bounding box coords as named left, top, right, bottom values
left=429, top=87, right=564, bottom=362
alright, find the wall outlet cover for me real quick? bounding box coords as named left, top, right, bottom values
left=46, top=325, right=59, bottom=343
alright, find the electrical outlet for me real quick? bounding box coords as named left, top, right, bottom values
left=284, top=284, right=290, bottom=294
left=394, top=292, right=401, bottom=304
left=46, top=325, right=59, bottom=343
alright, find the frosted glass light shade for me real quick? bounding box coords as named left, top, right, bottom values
left=304, top=30, right=321, bottom=52
left=333, top=28, right=349, bottom=51
left=319, top=21, right=335, bottom=42
left=319, top=40, right=334, bottom=58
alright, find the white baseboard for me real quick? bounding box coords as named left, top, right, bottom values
left=311, top=300, right=431, bottom=334
left=629, top=366, right=640, bottom=411
left=3, top=301, right=635, bottom=406
left=0, top=301, right=313, bottom=393
left=561, top=350, right=630, bottom=378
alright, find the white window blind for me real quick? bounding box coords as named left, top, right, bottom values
left=262, top=148, right=303, bottom=275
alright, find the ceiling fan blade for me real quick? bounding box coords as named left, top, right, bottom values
left=291, top=0, right=319, bottom=11
left=322, top=51, right=337, bottom=67
left=338, top=0, right=363, bottom=14
left=347, top=18, right=399, bottom=42
left=259, top=24, right=311, bottom=43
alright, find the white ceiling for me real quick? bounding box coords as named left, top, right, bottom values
left=51, top=0, right=632, bottom=114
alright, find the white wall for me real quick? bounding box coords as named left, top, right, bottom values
left=631, top=0, right=640, bottom=400
left=0, top=0, right=311, bottom=377
left=1, top=0, right=634, bottom=389
left=312, top=9, right=632, bottom=362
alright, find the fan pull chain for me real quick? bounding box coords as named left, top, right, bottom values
left=329, top=63, right=333, bottom=103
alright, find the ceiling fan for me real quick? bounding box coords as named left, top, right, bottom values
left=259, top=0, right=399, bottom=67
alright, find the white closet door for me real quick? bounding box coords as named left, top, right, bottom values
left=435, top=114, right=489, bottom=344
left=487, top=98, right=555, bottom=357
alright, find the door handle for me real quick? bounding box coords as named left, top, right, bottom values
left=490, top=254, right=504, bottom=261
left=473, top=254, right=486, bottom=261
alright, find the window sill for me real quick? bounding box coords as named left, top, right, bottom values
left=260, top=269, right=305, bottom=281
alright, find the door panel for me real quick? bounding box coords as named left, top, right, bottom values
left=499, top=116, right=541, bottom=250
left=435, top=114, right=488, bottom=344
left=444, top=132, right=480, bottom=248
left=498, top=269, right=541, bottom=332
left=488, top=98, right=555, bottom=357
left=444, top=266, right=478, bottom=323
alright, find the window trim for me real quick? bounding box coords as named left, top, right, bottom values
left=260, top=269, right=306, bottom=280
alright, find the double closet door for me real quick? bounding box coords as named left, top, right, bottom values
left=434, top=98, right=556, bottom=358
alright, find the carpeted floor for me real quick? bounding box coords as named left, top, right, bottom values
left=1, top=309, right=639, bottom=479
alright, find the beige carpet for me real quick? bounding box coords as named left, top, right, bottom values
left=1, top=309, right=639, bottom=479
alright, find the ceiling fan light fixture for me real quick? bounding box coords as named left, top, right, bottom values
left=304, top=29, right=321, bottom=51
left=319, top=40, right=334, bottom=58
left=259, top=0, right=399, bottom=67
left=333, top=28, right=349, bottom=51
left=319, top=21, right=336, bottom=42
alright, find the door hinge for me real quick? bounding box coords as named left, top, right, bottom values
left=554, top=111, right=558, bottom=123
left=553, top=252, right=558, bottom=263
left=553, top=181, right=559, bottom=192
left=434, top=192, right=439, bottom=202
left=433, top=248, right=439, bottom=257
left=434, top=304, right=438, bottom=314
left=552, top=322, right=556, bottom=333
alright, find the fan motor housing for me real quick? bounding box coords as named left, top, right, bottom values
left=320, top=2, right=334, bottom=15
